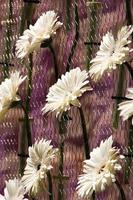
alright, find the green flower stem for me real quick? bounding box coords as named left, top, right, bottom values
left=58, top=135, right=64, bottom=200
left=47, top=39, right=67, bottom=200
left=24, top=0, right=40, bottom=3
left=78, top=107, right=90, bottom=159
left=25, top=53, right=33, bottom=147
left=112, top=96, right=131, bottom=101
left=125, top=120, right=133, bottom=183
left=18, top=0, right=37, bottom=176
left=86, top=1, right=100, bottom=70
left=17, top=47, right=33, bottom=175
left=46, top=41, right=64, bottom=200
left=18, top=118, right=28, bottom=175
left=125, top=62, right=133, bottom=79
left=115, top=179, right=126, bottom=200
left=66, top=0, right=71, bottom=32
left=46, top=41, right=68, bottom=200
left=49, top=44, right=59, bottom=81
left=125, top=0, right=132, bottom=25
left=84, top=42, right=100, bottom=46
left=18, top=54, right=33, bottom=174
left=112, top=65, right=125, bottom=129
left=47, top=171, right=53, bottom=200
left=92, top=191, right=95, bottom=200
left=3, top=0, right=13, bottom=78
left=58, top=113, right=68, bottom=200
left=66, top=0, right=79, bottom=72
left=18, top=54, right=33, bottom=175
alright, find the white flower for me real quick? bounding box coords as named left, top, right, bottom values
left=0, top=71, right=26, bottom=120
left=42, top=67, right=92, bottom=117
left=0, top=178, right=28, bottom=200
left=22, top=139, right=58, bottom=197
left=89, top=25, right=133, bottom=80
left=16, top=10, right=62, bottom=59
left=118, top=87, right=133, bottom=124
left=76, top=136, right=124, bottom=199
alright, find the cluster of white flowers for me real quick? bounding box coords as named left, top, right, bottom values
left=76, top=136, right=124, bottom=199
left=88, top=25, right=133, bottom=127
left=0, top=71, right=26, bottom=120
left=41, top=25, right=133, bottom=126
left=0, top=7, right=132, bottom=200
left=16, top=10, right=62, bottom=59
left=0, top=139, right=58, bottom=199
left=0, top=137, right=123, bottom=199
left=0, top=10, right=62, bottom=198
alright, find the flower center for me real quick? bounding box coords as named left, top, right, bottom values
left=98, top=164, right=106, bottom=174
left=37, top=164, right=41, bottom=170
